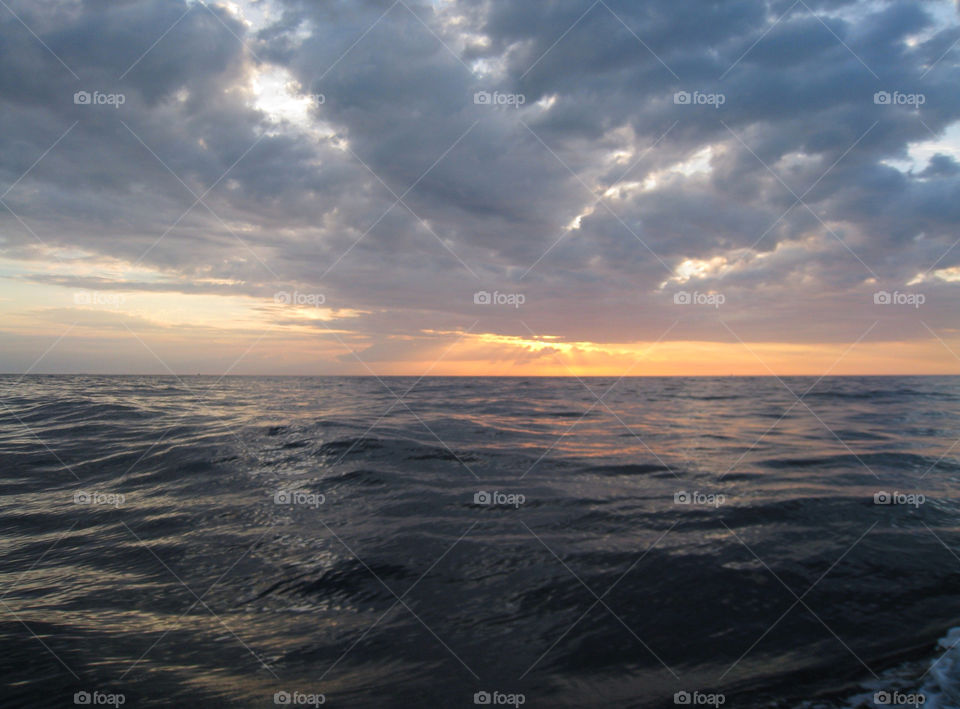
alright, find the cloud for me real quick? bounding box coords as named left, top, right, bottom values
left=0, top=0, right=959, bottom=372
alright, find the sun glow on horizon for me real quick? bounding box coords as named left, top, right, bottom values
left=1, top=264, right=958, bottom=376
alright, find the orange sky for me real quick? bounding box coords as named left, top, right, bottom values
left=4, top=307, right=957, bottom=376
left=1, top=263, right=958, bottom=376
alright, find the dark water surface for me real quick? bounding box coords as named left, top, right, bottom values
left=2, top=375, right=960, bottom=708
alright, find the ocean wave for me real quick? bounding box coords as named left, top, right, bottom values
left=2, top=375, right=959, bottom=707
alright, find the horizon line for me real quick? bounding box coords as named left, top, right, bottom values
left=3, top=372, right=957, bottom=378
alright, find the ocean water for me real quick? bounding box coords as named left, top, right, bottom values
left=1, top=375, right=960, bottom=708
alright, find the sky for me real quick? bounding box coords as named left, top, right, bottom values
left=0, top=0, right=959, bottom=376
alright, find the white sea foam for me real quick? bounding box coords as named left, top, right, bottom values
left=833, top=627, right=960, bottom=709
left=919, top=627, right=960, bottom=709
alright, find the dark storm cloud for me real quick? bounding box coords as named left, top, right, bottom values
left=0, top=0, right=958, bottom=349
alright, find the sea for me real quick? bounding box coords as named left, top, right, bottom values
left=1, top=375, right=959, bottom=708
